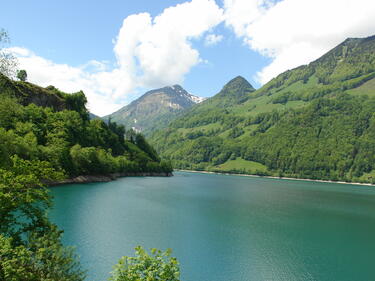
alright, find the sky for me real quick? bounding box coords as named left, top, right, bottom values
left=2, top=0, right=375, bottom=116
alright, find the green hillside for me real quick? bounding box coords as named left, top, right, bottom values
left=0, top=73, right=172, bottom=178
left=150, top=35, right=375, bottom=183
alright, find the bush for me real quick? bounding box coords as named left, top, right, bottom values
left=109, top=246, right=180, bottom=281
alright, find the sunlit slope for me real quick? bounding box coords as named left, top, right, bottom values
left=105, top=85, right=205, bottom=135
left=150, top=35, right=375, bottom=183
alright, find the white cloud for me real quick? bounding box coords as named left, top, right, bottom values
left=205, top=34, right=224, bottom=46
left=224, top=0, right=375, bottom=84
left=10, top=47, right=126, bottom=116
left=224, top=0, right=274, bottom=37
left=114, top=0, right=223, bottom=88
left=10, top=0, right=223, bottom=116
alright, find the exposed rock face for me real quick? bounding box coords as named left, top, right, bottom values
left=0, top=73, right=81, bottom=111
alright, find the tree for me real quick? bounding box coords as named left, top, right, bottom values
left=135, top=133, right=160, bottom=162
left=109, top=246, right=180, bottom=281
left=0, top=228, right=85, bottom=281
left=0, top=156, right=64, bottom=241
left=0, top=29, right=18, bottom=78
left=0, top=156, right=85, bottom=280
left=17, top=69, right=27, bottom=81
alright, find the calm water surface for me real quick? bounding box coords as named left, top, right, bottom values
left=49, top=172, right=375, bottom=281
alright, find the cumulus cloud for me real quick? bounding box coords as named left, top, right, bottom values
left=10, top=0, right=223, bottom=116
left=10, top=47, right=126, bottom=116
left=224, top=0, right=375, bottom=84
left=114, top=0, right=223, bottom=89
left=204, top=34, right=224, bottom=46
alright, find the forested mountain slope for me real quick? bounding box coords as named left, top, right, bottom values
left=150, top=35, right=375, bottom=183
left=0, top=73, right=172, bottom=179
left=105, top=85, right=205, bottom=135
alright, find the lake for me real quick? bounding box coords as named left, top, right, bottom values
left=49, top=172, right=375, bottom=281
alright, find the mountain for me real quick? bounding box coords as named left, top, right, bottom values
left=105, top=85, right=205, bottom=135
left=150, top=35, right=375, bottom=184
left=213, top=75, right=255, bottom=101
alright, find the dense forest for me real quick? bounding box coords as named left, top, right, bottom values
left=150, top=35, right=375, bottom=184
left=0, top=73, right=172, bottom=177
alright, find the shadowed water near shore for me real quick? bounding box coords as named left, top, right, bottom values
left=49, top=172, right=375, bottom=281
left=47, top=172, right=173, bottom=186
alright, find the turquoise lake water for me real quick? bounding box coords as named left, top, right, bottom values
left=49, top=172, right=375, bottom=281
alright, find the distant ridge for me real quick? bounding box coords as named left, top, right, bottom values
left=105, top=85, right=205, bottom=135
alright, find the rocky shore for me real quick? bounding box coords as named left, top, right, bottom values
left=47, top=172, right=173, bottom=186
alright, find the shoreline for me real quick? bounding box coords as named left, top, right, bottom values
left=47, top=172, right=173, bottom=187
left=176, top=169, right=374, bottom=187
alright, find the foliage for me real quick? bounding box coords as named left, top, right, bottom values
left=63, top=91, right=89, bottom=120
left=0, top=229, right=85, bottom=281
left=0, top=74, right=172, bottom=176
left=135, top=134, right=160, bottom=162
left=109, top=246, right=180, bottom=281
left=0, top=156, right=64, bottom=242
left=0, top=29, right=18, bottom=78
left=0, top=156, right=85, bottom=281
left=16, top=69, right=27, bottom=82
left=241, top=95, right=375, bottom=182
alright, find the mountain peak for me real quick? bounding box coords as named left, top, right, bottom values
left=204, top=76, right=256, bottom=107
left=223, top=76, right=255, bottom=92
left=343, top=34, right=375, bottom=44
left=106, top=84, right=205, bottom=134
left=169, top=84, right=183, bottom=89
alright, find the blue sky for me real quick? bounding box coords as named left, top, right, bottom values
left=2, top=0, right=375, bottom=115
left=2, top=1, right=182, bottom=65
left=2, top=1, right=267, bottom=93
